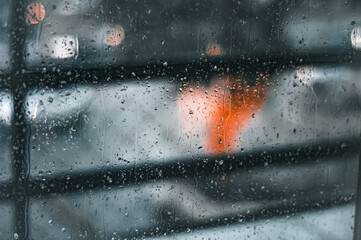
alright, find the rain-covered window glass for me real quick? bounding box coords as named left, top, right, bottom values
left=1, top=0, right=361, bottom=239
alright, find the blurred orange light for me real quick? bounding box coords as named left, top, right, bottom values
left=25, top=2, right=45, bottom=24
left=206, top=43, right=223, bottom=56
left=180, top=72, right=269, bottom=155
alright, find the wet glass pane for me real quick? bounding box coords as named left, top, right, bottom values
left=26, top=81, right=183, bottom=175
left=147, top=203, right=355, bottom=240
left=23, top=0, right=361, bottom=71
left=0, top=0, right=11, bottom=73
left=0, top=90, right=12, bottom=181
left=29, top=152, right=358, bottom=239
left=26, top=64, right=360, bottom=175
left=0, top=201, right=14, bottom=239
left=3, top=0, right=361, bottom=239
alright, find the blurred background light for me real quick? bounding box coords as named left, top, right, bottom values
left=25, top=2, right=45, bottom=24
left=351, top=26, right=361, bottom=51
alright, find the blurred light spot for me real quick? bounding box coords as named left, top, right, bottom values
left=0, top=98, right=11, bottom=125
left=25, top=2, right=45, bottom=24
left=206, top=43, right=222, bottom=56
left=104, top=25, right=125, bottom=46
left=351, top=26, right=361, bottom=51
left=45, top=35, right=79, bottom=59
left=32, top=101, right=38, bottom=120
left=296, top=66, right=314, bottom=85
left=180, top=72, right=269, bottom=155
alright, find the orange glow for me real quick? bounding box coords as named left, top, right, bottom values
left=104, top=25, right=125, bottom=46
left=180, top=72, right=269, bottom=155
left=206, top=43, right=223, bottom=56
left=25, top=2, right=45, bottom=24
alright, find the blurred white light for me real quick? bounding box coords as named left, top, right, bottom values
left=26, top=34, right=79, bottom=64
left=0, top=95, right=12, bottom=125
left=351, top=26, right=361, bottom=51
left=296, top=66, right=315, bottom=85
left=49, top=35, right=79, bottom=59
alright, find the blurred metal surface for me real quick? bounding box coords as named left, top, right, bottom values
left=10, top=0, right=31, bottom=238
left=23, top=138, right=360, bottom=196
